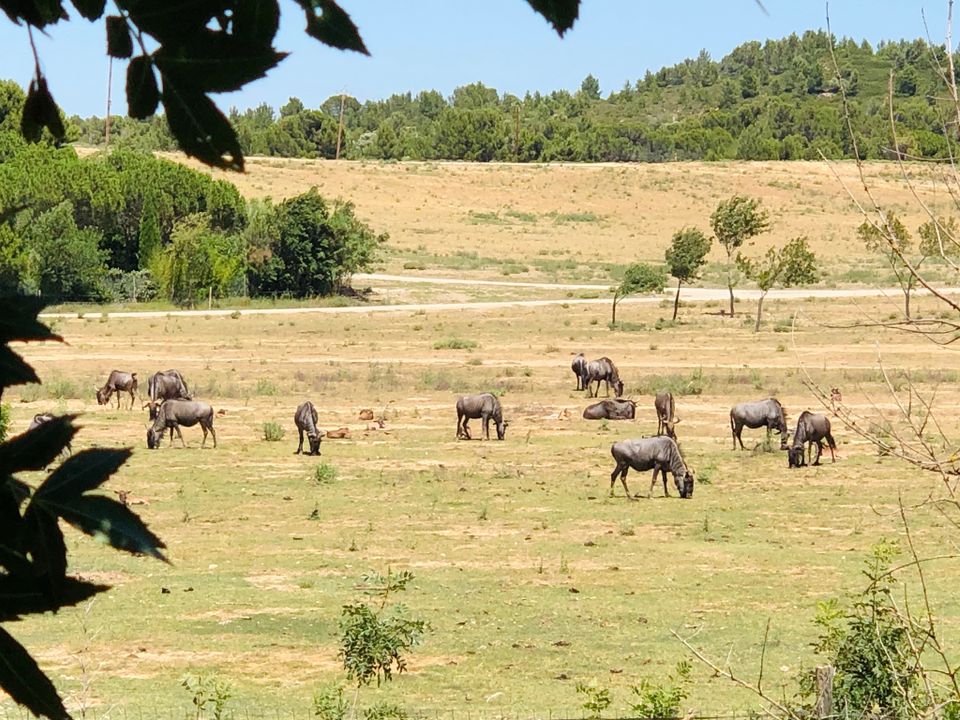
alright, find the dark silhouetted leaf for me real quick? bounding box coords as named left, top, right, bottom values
left=34, top=448, right=129, bottom=502
left=0, top=0, right=67, bottom=27
left=295, top=0, right=368, bottom=54
left=154, top=31, right=287, bottom=92
left=161, top=78, right=243, bottom=170
left=525, top=0, right=579, bottom=36
left=0, top=297, right=58, bottom=344
left=0, top=415, right=77, bottom=475
left=0, top=626, right=70, bottom=720
left=43, top=495, right=167, bottom=561
left=0, top=575, right=108, bottom=621
left=0, top=346, right=42, bottom=388
left=0, top=544, right=31, bottom=578
left=120, top=0, right=226, bottom=43
left=106, top=14, right=133, bottom=58
left=22, top=506, right=66, bottom=596
left=71, top=0, right=105, bottom=20
left=20, top=75, right=65, bottom=143
left=126, top=55, right=159, bottom=119
left=0, top=479, right=30, bottom=549
left=232, top=0, right=280, bottom=45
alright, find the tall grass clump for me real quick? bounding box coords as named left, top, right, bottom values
left=262, top=422, right=285, bottom=441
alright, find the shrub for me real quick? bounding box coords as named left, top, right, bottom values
left=432, top=338, right=477, bottom=350
left=0, top=402, right=9, bottom=442
left=262, top=422, right=285, bottom=441
left=629, top=660, right=692, bottom=718
left=314, top=463, right=337, bottom=484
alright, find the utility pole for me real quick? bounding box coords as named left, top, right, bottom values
left=335, top=92, right=346, bottom=160
left=104, top=57, right=113, bottom=148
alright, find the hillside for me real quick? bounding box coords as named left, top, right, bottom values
left=70, top=32, right=954, bottom=164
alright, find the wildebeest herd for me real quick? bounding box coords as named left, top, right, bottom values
left=26, top=353, right=837, bottom=502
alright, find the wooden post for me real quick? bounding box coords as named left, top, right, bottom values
left=208, top=286, right=212, bottom=309
left=335, top=92, right=346, bottom=160
left=814, top=665, right=835, bottom=719
left=104, top=57, right=113, bottom=147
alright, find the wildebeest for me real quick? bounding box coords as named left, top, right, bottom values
left=571, top=353, right=587, bottom=390
left=583, top=357, right=624, bottom=398
left=146, top=399, right=216, bottom=449
left=609, top=436, right=694, bottom=500
left=145, top=369, right=191, bottom=420
left=583, top=398, right=636, bottom=420
left=27, top=413, right=72, bottom=461
left=788, top=411, right=836, bottom=468
left=654, top=391, right=678, bottom=439
left=294, top=401, right=323, bottom=455
left=456, top=393, right=507, bottom=440
left=730, top=398, right=788, bottom=450
left=95, top=370, right=138, bottom=409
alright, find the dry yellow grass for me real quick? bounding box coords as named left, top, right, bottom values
left=170, top=155, right=952, bottom=268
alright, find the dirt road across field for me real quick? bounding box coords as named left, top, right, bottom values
left=38, top=273, right=960, bottom=319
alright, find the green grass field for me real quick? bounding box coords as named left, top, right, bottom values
left=5, top=288, right=960, bottom=718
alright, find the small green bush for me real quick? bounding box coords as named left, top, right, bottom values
left=432, top=338, right=477, bottom=350
left=314, top=463, right=337, bottom=484
left=0, top=402, right=10, bottom=442
left=255, top=378, right=279, bottom=396
left=262, top=422, right=285, bottom=441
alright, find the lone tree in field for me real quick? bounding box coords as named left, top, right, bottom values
left=665, top=227, right=712, bottom=321
left=857, top=211, right=915, bottom=318
left=737, top=236, right=818, bottom=331
left=710, top=195, right=770, bottom=317
left=610, top=262, right=666, bottom=325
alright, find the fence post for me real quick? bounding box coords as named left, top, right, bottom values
left=815, top=664, right=835, bottom=719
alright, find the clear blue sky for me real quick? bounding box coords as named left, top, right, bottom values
left=0, top=1, right=949, bottom=118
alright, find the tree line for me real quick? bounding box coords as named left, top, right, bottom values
left=55, top=31, right=959, bottom=163
left=0, top=131, right=385, bottom=305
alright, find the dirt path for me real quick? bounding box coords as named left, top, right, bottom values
left=38, top=273, right=959, bottom=320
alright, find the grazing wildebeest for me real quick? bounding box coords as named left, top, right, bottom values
left=146, top=399, right=216, bottom=449
left=654, top=391, right=678, bottom=439
left=583, top=357, right=624, bottom=398
left=730, top=398, right=788, bottom=450
left=456, top=393, right=507, bottom=440
left=787, top=411, right=837, bottom=468
left=571, top=353, right=587, bottom=391
left=145, top=369, right=191, bottom=420
left=27, top=413, right=72, bottom=462
left=609, top=436, right=694, bottom=500
left=294, top=401, right=323, bottom=455
left=95, top=370, right=138, bottom=409
left=582, top=398, right=636, bottom=420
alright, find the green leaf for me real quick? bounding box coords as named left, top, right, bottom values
left=161, top=79, right=243, bottom=170
left=154, top=30, right=287, bottom=93
left=22, top=505, right=67, bottom=595
left=106, top=14, right=133, bottom=58
left=0, top=416, right=77, bottom=475
left=0, top=626, right=70, bottom=720
left=295, top=0, right=368, bottom=55
left=0, top=1, right=67, bottom=27
left=232, top=0, right=279, bottom=45
left=70, top=0, right=105, bottom=20
left=119, top=0, right=226, bottom=44
left=34, top=448, right=129, bottom=502
left=0, top=346, right=42, bottom=388
left=0, top=297, right=58, bottom=344
left=20, top=75, right=65, bottom=143
left=44, top=494, right=167, bottom=561
left=126, top=55, right=159, bottom=119
left=525, top=0, right=580, bottom=36
left=0, top=575, right=108, bottom=621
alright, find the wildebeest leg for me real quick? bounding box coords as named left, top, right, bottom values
left=461, top=418, right=471, bottom=440
left=174, top=425, right=186, bottom=448
left=296, top=428, right=304, bottom=454
left=482, top=413, right=490, bottom=441
left=732, top=420, right=745, bottom=450
left=207, top=423, right=217, bottom=448
left=128, top=389, right=136, bottom=410
left=826, top=434, right=836, bottom=462
left=114, top=391, right=121, bottom=410
left=812, top=440, right=823, bottom=466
